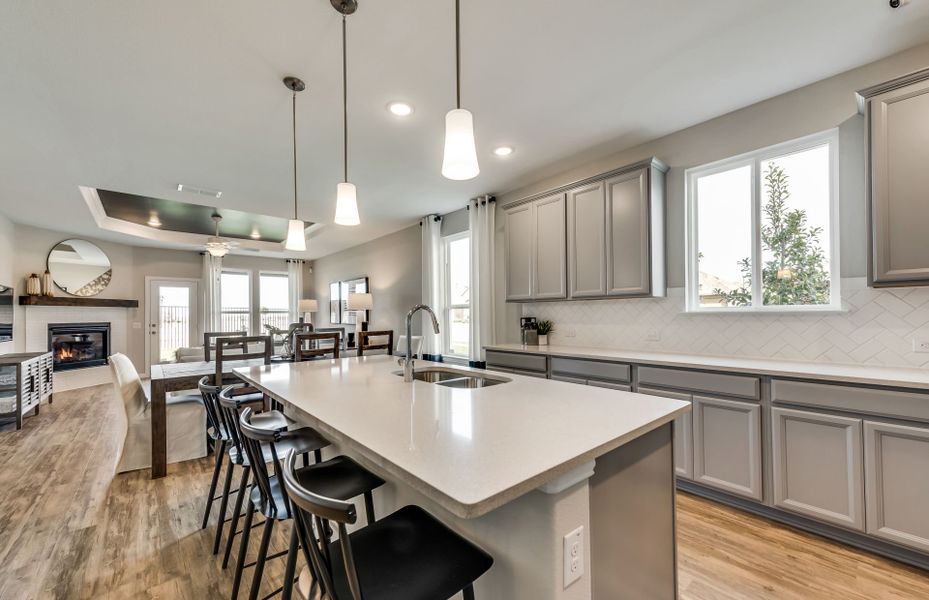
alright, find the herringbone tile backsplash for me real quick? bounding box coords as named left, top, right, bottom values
left=522, top=278, right=929, bottom=369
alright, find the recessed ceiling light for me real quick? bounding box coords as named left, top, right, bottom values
left=387, top=102, right=414, bottom=117
left=493, top=146, right=514, bottom=157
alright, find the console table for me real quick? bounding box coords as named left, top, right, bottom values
left=0, top=352, right=54, bottom=430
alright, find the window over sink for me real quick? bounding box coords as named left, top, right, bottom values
left=685, top=129, right=840, bottom=312
left=444, top=232, right=471, bottom=358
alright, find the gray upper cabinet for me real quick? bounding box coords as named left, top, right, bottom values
left=858, top=68, right=929, bottom=286
left=567, top=182, right=607, bottom=297
left=533, top=194, right=567, bottom=299
left=504, top=203, right=534, bottom=301
left=864, top=420, right=929, bottom=553
left=692, top=394, right=762, bottom=500
left=503, top=157, right=666, bottom=302
left=771, top=407, right=864, bottom=531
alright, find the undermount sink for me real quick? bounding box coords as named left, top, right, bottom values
left=395, top=367, right=509, bottom=388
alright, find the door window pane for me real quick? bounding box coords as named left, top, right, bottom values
left=159, top=286, right=190, bottom=362
left=696, top=165, right=753, bottom=307
left=221, top=271, right=250, bottom=333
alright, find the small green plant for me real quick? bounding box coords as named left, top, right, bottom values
left=536, top=320, right=554, bottom=335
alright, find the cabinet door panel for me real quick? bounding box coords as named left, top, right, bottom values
left=771, top=407, right=864, bottom=530
left=869, top=78, right=929, bottom=284
left=533, top=194, right=567, bottom=299
left=637, top=386, right=693, bottom=480
left=567, top=182, right=606, bottom=297
left=864, top=420, right=929, bottom=552
left=606, top=169, right=649, bottom=296
left=505, top=204, right=533, bottom=300
left=692, top=395, right=762, bottom=499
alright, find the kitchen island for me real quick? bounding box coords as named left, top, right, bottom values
left=235, top=355, right=690, bottom=600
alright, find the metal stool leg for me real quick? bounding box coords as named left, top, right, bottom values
left=281, top=526, right=299, bottom=600
left=231, top=500, right=255, bottom=600
left=248, top=518, right=275, bottom=600
left=223, top=466, right=251, bottom=567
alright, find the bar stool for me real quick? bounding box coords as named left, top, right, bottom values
left=281, top=450, right=494, bottom=600
left=216, top=386, right=328, bottom=568
left=234, top=408, right=385, bottom=600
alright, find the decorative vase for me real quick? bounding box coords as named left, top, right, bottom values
left=41, top=270, right=54, bottom=297
left=538, top=334, right=549, bottom=346
left=26, top=273, right=41, bottom=296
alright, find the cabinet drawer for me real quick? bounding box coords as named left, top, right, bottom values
left=551, top=374, right=587, bottom=385
left=771, top=379, right=929, bottom=423
left=551, top=357, right=630, bottom=383
left=485, top=351, right=547, bottom=373
left=588, top=381, right=632, bottom=392
left=638, top=366, right=759, bottom=400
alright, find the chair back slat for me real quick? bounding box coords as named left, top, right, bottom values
left=203, top=331, right=247, bottom=362
left=357, top=330, right=394, bottom=357
left=215, top=335, right=272, bottom=385
left=294, top=332, right=341, bottom=362
left=239, top=407, right=285, bottom=518
left=217, top=386, right=259, bottom=465
left=198, top=376, right=225, bottom=440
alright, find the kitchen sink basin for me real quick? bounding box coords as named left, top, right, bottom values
left=395, top=367, right=509, bottom=388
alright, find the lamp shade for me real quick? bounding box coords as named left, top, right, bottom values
left=285, top=219, right=307, bottom=252
left=347, top=292, right=373, bottom=311
left=334, top=182, right=360, bottom=226
left=298, top=299, right=318, bottom=313
left=441, top=108, right=480, bottom=180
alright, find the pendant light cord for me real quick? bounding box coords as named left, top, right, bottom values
left=455, top=0, right=461, bottom=109
left=292, top=89, right=298, bottom=220
left=342, top=14, right=349, bottom=183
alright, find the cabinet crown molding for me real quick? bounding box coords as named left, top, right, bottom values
left=855, top=66, right=929, bottom=114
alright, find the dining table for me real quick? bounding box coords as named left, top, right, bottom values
left=148, top=358, right=269, bottom=479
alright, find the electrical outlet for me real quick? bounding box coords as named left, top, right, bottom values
left=646, top=329, right=660, bottom=342
left=913, top=338, right=929, bottom=353
left=563, top=526, right=584, bottom=588
left=564, top=328, right=576, bottom=338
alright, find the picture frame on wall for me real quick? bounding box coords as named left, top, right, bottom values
left=339, top=276, right=368, bottom=325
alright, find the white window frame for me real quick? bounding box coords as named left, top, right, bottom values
left=443, top=231, right=471, bottom=359
left=684, top=129, right=841, bottom=313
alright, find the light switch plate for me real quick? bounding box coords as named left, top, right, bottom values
left=563, top=525, right=584, bottom=588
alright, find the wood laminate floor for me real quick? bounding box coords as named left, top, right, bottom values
left=1, top=384, right=928, bottom=600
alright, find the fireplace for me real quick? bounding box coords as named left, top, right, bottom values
left=48, top=323, right=111, bottom=371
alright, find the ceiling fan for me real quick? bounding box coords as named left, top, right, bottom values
left=204, top=213, right=239, bottom=258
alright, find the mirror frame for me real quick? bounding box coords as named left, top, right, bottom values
left=46, top=239, right=113, bottom=297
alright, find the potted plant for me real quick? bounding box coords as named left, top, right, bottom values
left=536, top=320, right=554, bottom=345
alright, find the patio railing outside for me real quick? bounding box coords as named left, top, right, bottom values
left=159, top=306, right=293, bottom=361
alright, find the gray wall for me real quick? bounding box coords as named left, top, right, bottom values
left=311, top=224, right=423, bottom=336
left=494, top=42, right=929, bottom=344
left=0, top=212, right=14, bottom=355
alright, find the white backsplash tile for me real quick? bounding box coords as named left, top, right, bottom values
left=521, top=278, right=929, bottom=369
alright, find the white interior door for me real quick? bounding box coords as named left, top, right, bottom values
left=148, top=279, right=199, bottom=370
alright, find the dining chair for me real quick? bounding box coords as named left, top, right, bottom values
left=357, top=330, right=394, bottom=357
left=293, top=332, right=341, bottom=361
left=214, top=335, right=272, bottom=386
left=204, top=331, right=248, bottom=362
left=282, top=449, right=493, bottom=600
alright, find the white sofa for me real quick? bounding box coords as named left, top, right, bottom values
left=109, top=353, right=207, bottom=473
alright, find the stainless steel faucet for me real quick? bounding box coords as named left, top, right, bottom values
left=400, top=304, right=440, bottom=382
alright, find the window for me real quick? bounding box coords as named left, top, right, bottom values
left=220, top=270, right=251, bottom=332
left=685, top=130, right=840, bottom=312
left=444, top=232, right=471, bottom=357
left=259, top=272, right=290, bottom=332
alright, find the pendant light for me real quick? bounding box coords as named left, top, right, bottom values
left=441, top=0, right=479, bottom=180
left=284, top=76, right=308, bottom=251
left=333, top=0, right=361, bottom=226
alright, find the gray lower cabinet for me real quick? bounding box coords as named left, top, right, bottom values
left=504, top=203, right=534, bottom=301
left=864, top=420, right=929, bottom=553
left=638, top=387, right=693, bottom=480
left=692, top=394, right=762, bottom=500
left=858, top=68, right=929, bottom=286
left=771, top=407, right=865, bottom=531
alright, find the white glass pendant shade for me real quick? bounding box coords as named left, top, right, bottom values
left=442, top=108, right=480, bottom=180
left=334, top=182, right=360, bottom=226
left=285, top=219, right=307, bottom=252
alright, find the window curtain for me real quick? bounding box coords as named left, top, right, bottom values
left=287, top=259, right=304, bottom=323
left=468, top=195, right=496, bottom=367
left=201, top=252, right=222, bottom=338
left=421, top=215, right=445, bottom=361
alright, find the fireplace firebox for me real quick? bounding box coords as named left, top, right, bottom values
left=48, top=323, right=111, bottom=371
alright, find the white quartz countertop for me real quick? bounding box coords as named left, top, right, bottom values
left=485, top=344, right=929, bottom=390
left=235, top=356, right=689, bottom=519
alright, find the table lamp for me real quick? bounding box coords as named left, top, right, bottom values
left=298, top=298, right=318, bottom=324
left=347, top=292, right=373, bottom=338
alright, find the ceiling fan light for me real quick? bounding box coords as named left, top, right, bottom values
left=205, top=238, right=230, bottom=258
left=285, top=219, right=307, bottom=251
left=334, top=182, right=360, bottom=226
left=442, top=108, right=480, bottom=180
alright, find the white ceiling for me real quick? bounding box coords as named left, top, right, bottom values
left=1, top=0, right=928, bottom=259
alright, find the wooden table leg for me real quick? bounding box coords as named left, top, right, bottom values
left=151, top=379, right=167, bottom=479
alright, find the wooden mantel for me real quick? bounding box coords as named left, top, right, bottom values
left=19, top=296, right=139, bottom=308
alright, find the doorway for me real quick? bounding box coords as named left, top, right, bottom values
left=147, top=279, right=199, bottom=372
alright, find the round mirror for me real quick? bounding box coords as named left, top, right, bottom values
left=47, top=239, right=112, bottom=297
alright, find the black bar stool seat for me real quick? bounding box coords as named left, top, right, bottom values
left=294, top=455, right=385, bottom=504
left=327, top=505, right=493, bottom=600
